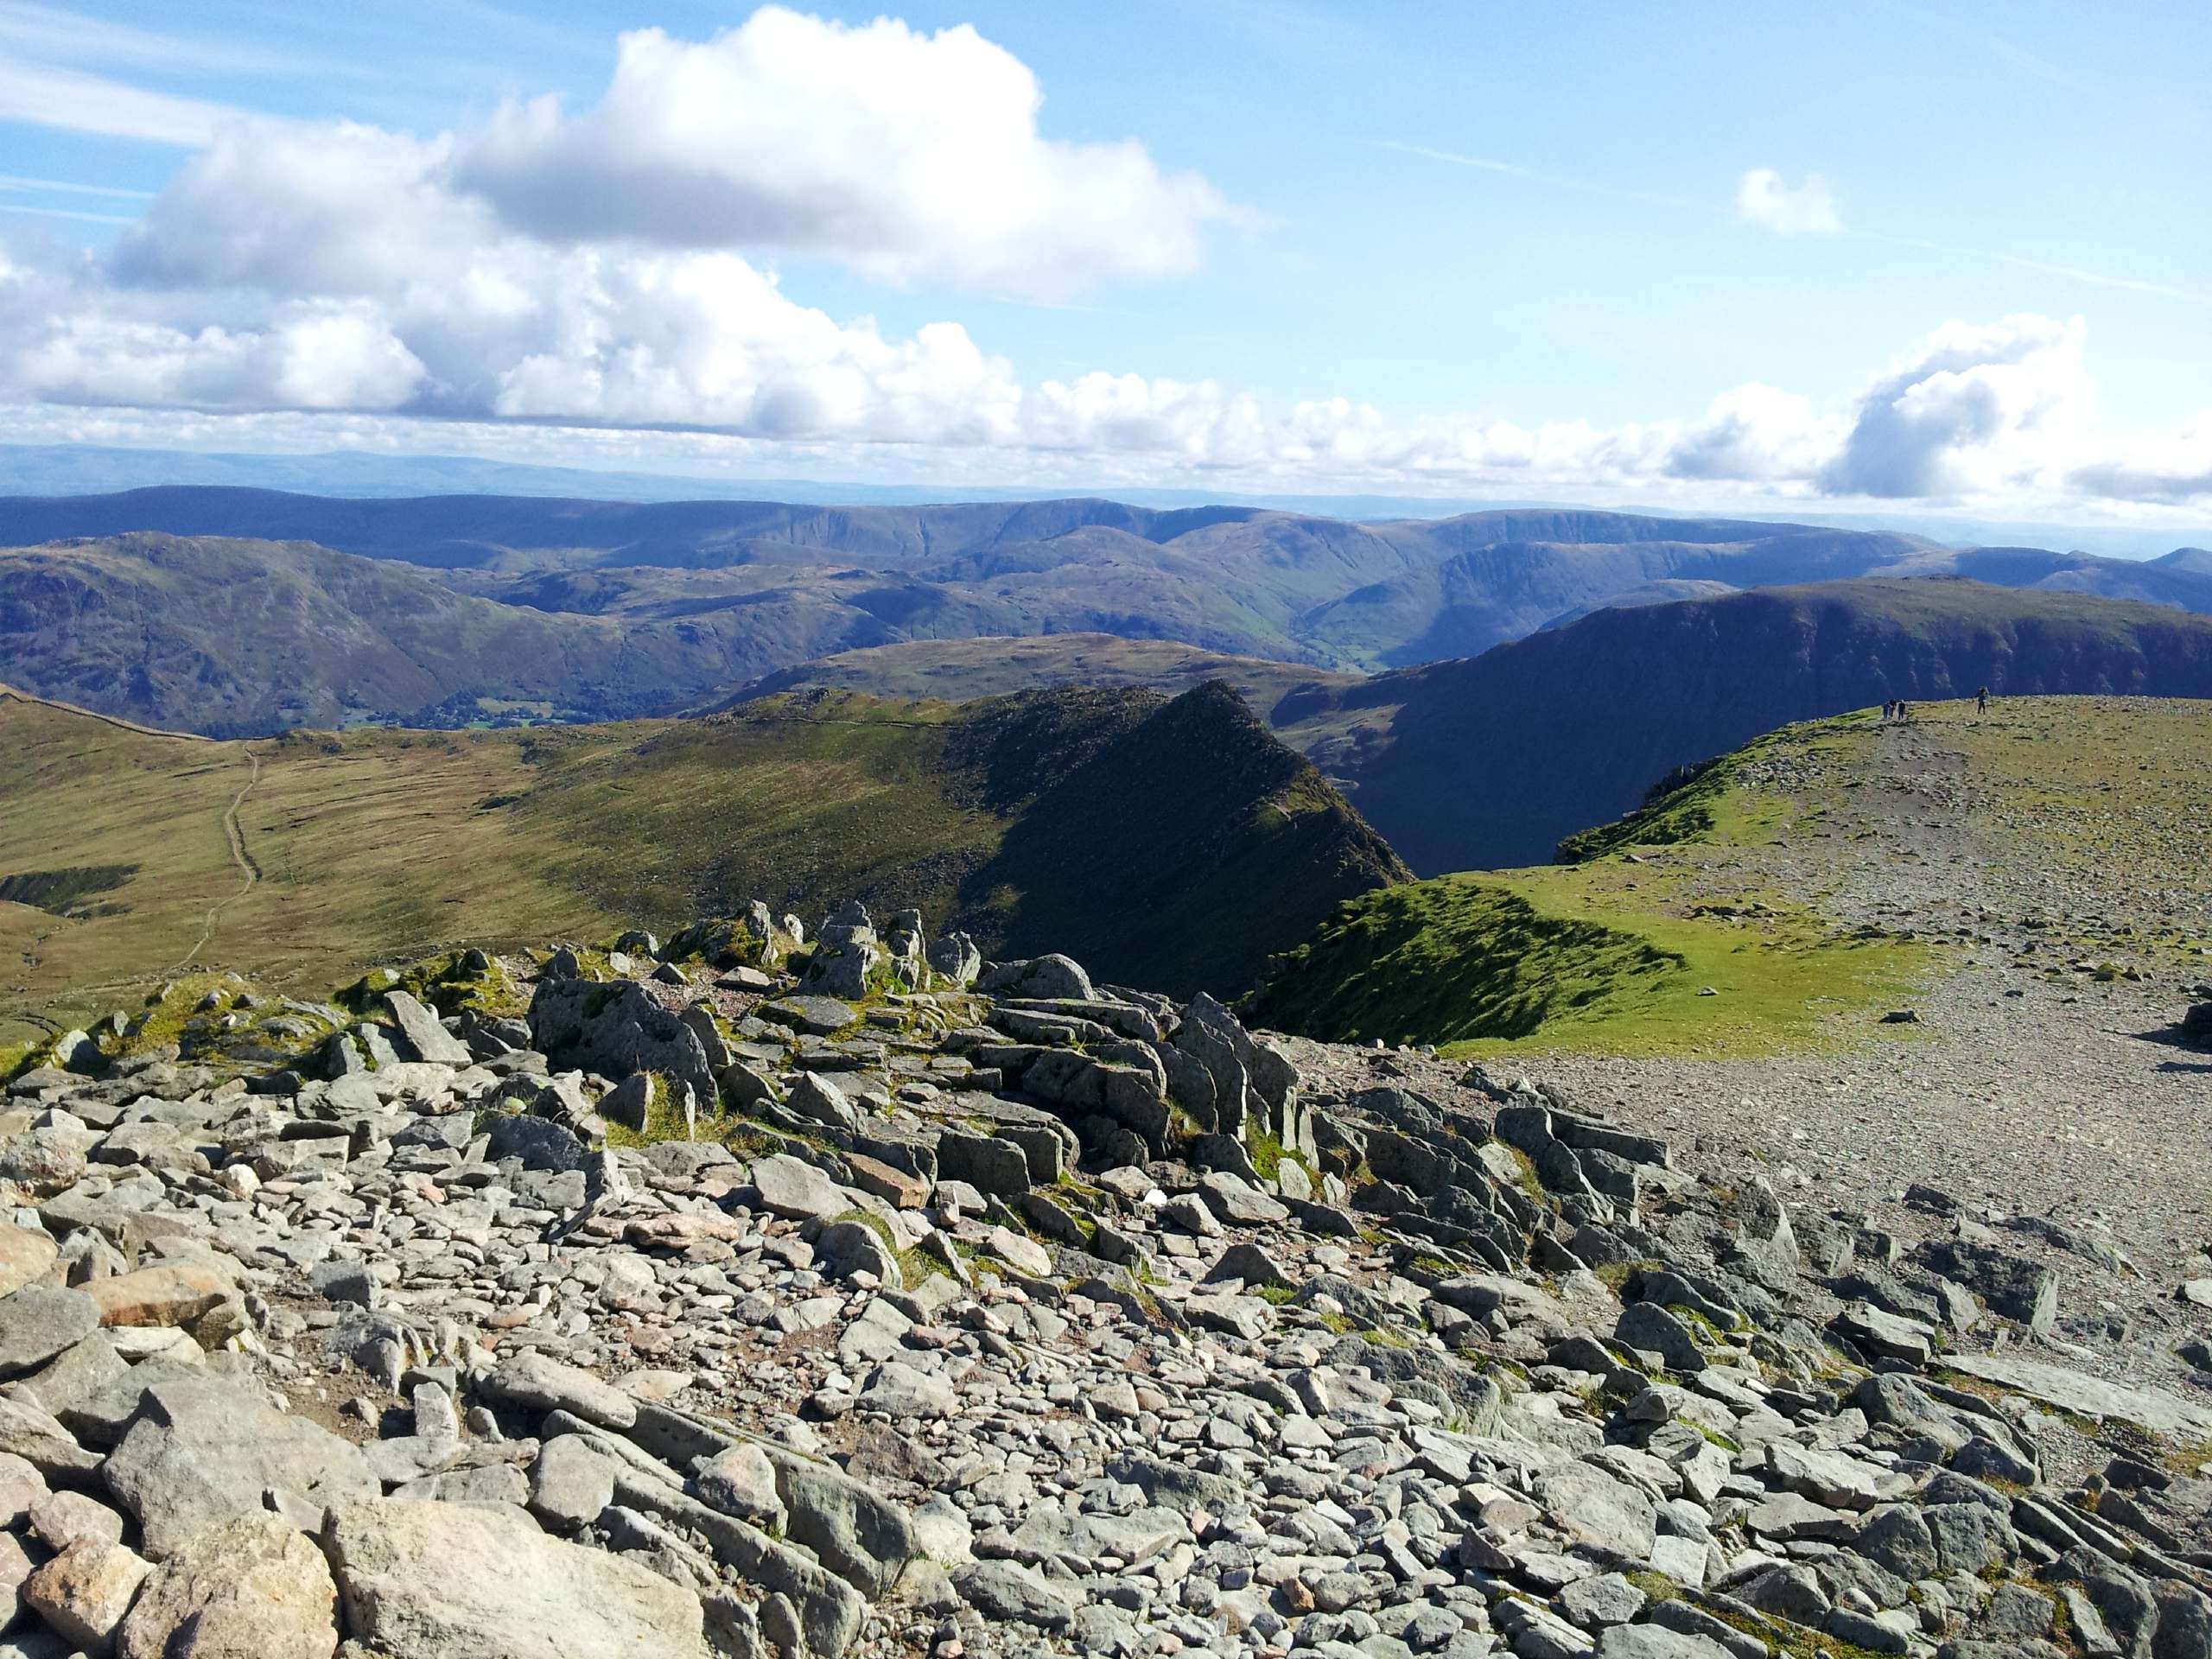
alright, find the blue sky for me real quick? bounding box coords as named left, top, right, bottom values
left=2, top=0, right=2207, bottom=524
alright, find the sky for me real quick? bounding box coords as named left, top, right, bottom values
left=2, top=0, right=2209, bottom=527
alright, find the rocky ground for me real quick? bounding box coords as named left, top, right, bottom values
left=1516, top=703, right=2212, bottom=1408
left=1, top=899, right=2209, bottom=1659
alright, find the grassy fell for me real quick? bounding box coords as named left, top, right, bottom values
left=0, top=682, right=1401, bottom=1038
left=1251, top=708, right=1930, bottom=1057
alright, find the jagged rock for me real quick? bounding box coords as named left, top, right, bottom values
left=24, top=1537, right=152, bottom=1653
left=528, top=978, right=717, bottom=1109
left=785, top=1071, right=858, bottom=1132
left=928, top=931, right=982, bottom=987
left=381, top=989, right=470, bottom=1065
left=1917, top=1237, right=2057, bottom=1332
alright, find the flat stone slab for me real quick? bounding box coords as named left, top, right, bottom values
left=1943, top=1353, right=2212, bottom=1439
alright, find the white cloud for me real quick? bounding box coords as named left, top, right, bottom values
left=1736, top=167, right=1842, bottom=236
left=453, top=10, right=1225, bottom=302
left=0, top=57, right=236, bottom=145
left=1818, top=314, right=2088, bottom=498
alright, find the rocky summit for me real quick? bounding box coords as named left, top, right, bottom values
left=0, top=904, right=2208, bottom=1659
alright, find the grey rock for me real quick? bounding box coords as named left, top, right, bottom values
left=381, top=990, right=470, bottom=1065
left=322, top=1495, right=710, bottom=1659
left=953, top=1559, right=1074, bottom=1630
left=785, top=1071, right=857, bottom=1133
left=0, top=1287, right=100, bottom=1377
left=114, top=1511, right=338, bottom=1659
left=980, top=955, right=1094, bottom=1002
left=103, top=1377, right=378, bottom=1559
left=814, top=1220, right=899, bottom=1286
left=480, top=1351, right=639, bottom=1431
left=766, top=1446, right=916, bottom=1599
left=749, top=1154, right=850, bottom=1222
left=527, top=1435, right=616, bottom=1533
left=934, top=1131, right=1032, bottom=1198
left=1918, top=1238, right=2057, bottom=1332
left=696, top=1444, right=785, bottom=1531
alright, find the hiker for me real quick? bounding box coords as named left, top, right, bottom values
left=1897, top=698, right=1911, bottom=723
left=1976, top=685, right=1988, bottom=713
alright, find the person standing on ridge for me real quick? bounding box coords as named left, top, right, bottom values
left=1976, top=686, right=1988, bottom=714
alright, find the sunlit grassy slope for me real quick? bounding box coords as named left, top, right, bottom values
left=1250, top=709, right=1931, bottom=1057
left=1254, top=694, right=2212, bottom=1057
left=0, top=683, right=1404, bottom=1044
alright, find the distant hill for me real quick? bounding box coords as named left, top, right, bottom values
left=1305, top=578, right=2212, bottom=875
left=723, top=633, right=1364, bottom=722
left=0, top=681, right=1404, bottom=1022
left=0, top=532, right=884, bottom=735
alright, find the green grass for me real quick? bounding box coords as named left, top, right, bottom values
left=1250, top=709, right=1937, bottom=1058
left=1252, top=863, right=1923, bottom=1058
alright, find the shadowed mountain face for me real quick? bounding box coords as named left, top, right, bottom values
left=1306, top=579, right=2212, bottom=875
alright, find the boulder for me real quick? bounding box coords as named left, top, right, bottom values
left=749, top=1154, right=851, bottom=1222
left=527, top=979, right=716, bottom=1109
left=0, top=1287, right=101, bottom=1377
left=24, top=1538, right=152, bottom=1653
left=117, top=1512, right=338, bottom=1659
left=86, top=1264, right=235, bottom=1332
left=1917, top=1238, right=2057, bottom=1332
left=321, top=1496, right=710, bottom=1659
left=980, top=955, right=1094, bottom=1001
left=102, top=1378, right=378, bottom=1560
left=764, top=1446, right=918, bottom=1599
left=0, top=1225, right=60, bottom=1298
left=480, top=1351, right=638, bottom=1431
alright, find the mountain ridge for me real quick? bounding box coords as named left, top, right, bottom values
left=1301, top=576, right=2212, bottom=874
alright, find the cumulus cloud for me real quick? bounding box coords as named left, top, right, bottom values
left=1818, top=314, right=2088, bottom=498
left=452, top=12, right=1225, bottom=301
left=1665, top=384, right=1840, bottom=482
left=1736, top=168, right=1841, bottom=236
left=2066, top=416, right=2212, bottom=504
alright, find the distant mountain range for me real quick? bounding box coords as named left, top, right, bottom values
left=7, top=490, right=2212, bottom=736
left=4, top=446, right=2204, bottom=558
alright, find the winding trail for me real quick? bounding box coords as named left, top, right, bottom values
left=0, top=682, right=264, bottom=975
left=166, top=744, right=262, bottom=973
